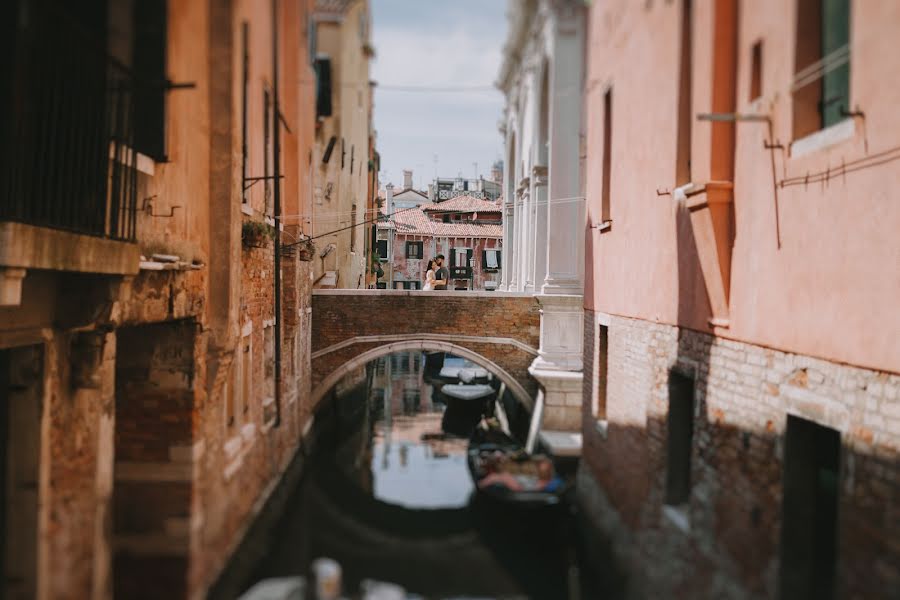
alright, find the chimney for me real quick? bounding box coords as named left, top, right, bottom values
left=427, top=183, right=435, bottom=202
left=491, top=162, right=502, bottom=183
left=385, top=183, right=394, bottom=216
left=403, top=169, right=413, bottom=190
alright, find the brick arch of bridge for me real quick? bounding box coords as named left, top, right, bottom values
left=310, top=290, right=541, bottom=407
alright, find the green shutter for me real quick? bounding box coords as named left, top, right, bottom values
left=821, top=0, right=850, bottom=128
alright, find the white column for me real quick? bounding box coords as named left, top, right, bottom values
left=529, top=4, right=585, bottom=433
left=500, top=197, right=514, bottom=290
left=518, top=180, right=531, bottom=292
left=510, top=191, right=522, bottom=290
left=531, top=165, right=549, bottom=290
left=542, top=9, right=584, bottom=296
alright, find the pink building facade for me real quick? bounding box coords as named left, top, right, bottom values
left=579, top=0, right=900, bottom=597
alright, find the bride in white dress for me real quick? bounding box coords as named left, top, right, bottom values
left=422, top=259, right=436, bottom=291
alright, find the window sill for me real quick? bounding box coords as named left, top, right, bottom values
left=790, top=118, right=855, bottom=158
left=594, top=419, right=608, bottom=439
left=662, top=504, right=691, bottom=533
left=595, top=220, right=612, bottom=233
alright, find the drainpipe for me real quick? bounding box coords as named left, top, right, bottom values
left=272, top=0, right=283, bottom=426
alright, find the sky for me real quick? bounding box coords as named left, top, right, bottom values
left=370, top=0, right=507, bottom=190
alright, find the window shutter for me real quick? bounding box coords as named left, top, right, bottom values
left=417, top=242, right=423, bottom=258
left=133, top=0, right=168, bottom=161
left=449, top=250, right=456, bottom=267
left=482, top=249, right=487, bottom=269
left=466, top=249, right=473, bottom=268
left=497, top=250, right=501, bottom=267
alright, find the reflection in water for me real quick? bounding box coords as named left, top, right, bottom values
left=242, top=351, right=597, bottom=599
left=365, top=352, right=475, bottom=508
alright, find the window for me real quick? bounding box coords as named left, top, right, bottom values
left=350, top=204, right=357, bottom=251
left=350, top=145, right=355, bottom=174
left=405, top=241, right=424, bottom=259
left=594, top=324, right=609, bottom=420
left=240, top=335, right=251, bottom=417
left=665, top=371, right=695, bottom=506
left=601, top=88, right=613, bottom=222
left=133, top=0, right=168, bottom=161
left=482, top=249, right=501, bottom=271
left=750, top=40, right=763, bottom=101
left=451, top=248, right=472, bottom=268
left=241, top=22, right=250, bottom=203
left=225, top=360, right=237, bottom=427
left=675, top=0, right=692, bottom=186
left=264, top=87, right=272, bottom=214
left=793, top=0, right=851, bottom=138
left=376, top=239, right=388, bottom=261
left=263, top=326, right=274, bottom=398
left=779, top=415, right=840, bottom=599
left=314, top=57, right=333, bottom=118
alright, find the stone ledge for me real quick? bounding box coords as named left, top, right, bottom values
left=540, top=429, right=583, bottom=457
left=0, top=222, right=140, bottom=275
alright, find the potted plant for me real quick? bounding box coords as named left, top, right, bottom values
left=370, top=251, right=384, bottom=278
left=296, top=237, right=316, bottom=261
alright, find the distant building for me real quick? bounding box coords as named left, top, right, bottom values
left=312, top=0, right=376, bottom=289
left=376, top=185, right=502, bottom=291
left=430, top=175, right=502, bottom=202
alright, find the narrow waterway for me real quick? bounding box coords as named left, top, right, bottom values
left=243, top=351, right=598, bottom=599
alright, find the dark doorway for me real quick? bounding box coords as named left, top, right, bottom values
left=1, top=345, right=43, bottom=600
left=665, top=371, right=695, bottom=505
left=779, top=415, right=840, bottom=599
left=114, top=321, right=196, bottom=600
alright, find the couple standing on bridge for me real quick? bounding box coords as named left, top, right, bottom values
left=422, top=255, right=449, bottom=291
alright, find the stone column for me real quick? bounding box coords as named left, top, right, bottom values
left=542, top=6, right=584, bottom=296
left=500, top=197, right=515, bottom=290
left=531, top=165, right=549, bottom=292
left=529, top=3, right=585, bottom=433
left=510, top=189, right=522, bottom=291
left=516, top=177, right=531, bottom=292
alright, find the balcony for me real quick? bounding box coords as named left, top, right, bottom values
left=0, top=3, right=142, bottom=303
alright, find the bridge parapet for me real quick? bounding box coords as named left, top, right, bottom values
left=310, top=289, right=541, bottom=407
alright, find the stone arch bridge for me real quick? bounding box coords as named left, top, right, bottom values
left=310, top=290, right=541, bottom=408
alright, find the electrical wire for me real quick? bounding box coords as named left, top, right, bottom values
left=274, top=195, right=584, bottom=221
left=280, top=195, right=587, bottom=246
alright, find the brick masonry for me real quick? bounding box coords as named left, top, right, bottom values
left=580, top=310, right=900, bottom=599
left=311, top=291, right=541, bottom=402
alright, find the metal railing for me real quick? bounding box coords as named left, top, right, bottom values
left=0, top=8, right=138, bottom=241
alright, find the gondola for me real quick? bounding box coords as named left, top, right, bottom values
left=466, top=419, right=570, bottom=514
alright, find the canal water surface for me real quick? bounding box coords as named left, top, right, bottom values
left=244, top=351, right=596, bottom=599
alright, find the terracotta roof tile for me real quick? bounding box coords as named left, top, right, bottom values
left=420, top=195, right=502, bottom=213
left=315, top=0, right=357, bottom=15
left=377, top=206, right=502, bottom=238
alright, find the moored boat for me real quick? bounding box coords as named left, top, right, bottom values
left=440, top=383, right=494, bottom=401
left=466, top=419, right=570, bottom=513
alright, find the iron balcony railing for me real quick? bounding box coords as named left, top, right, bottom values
left=0, top=7, right=138, bottom=242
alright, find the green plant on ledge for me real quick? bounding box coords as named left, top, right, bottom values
left=370, top=251, right=384, bottom=278
left=242, top=221, right=274, bottom=248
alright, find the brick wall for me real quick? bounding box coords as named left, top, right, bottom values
left=579, top=311, right=900, bottom=598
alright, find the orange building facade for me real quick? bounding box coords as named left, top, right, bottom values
left=579, top=0, right=899, bottom=597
